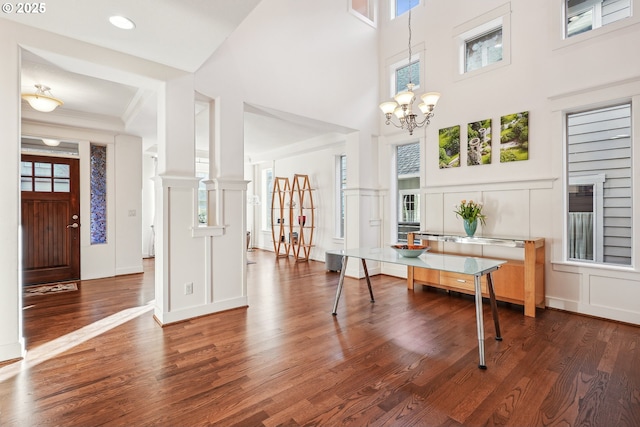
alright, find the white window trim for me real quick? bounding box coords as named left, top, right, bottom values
left=348, top=0, right=377, bottom=27
left=568, top=174, right=605, bottom=263
left=550, top=81, right=640, bottom=272
left=261, top=168, right=273, bottom=232
left=453, top=3, right=511, bottom=81
left=398, top=190, right=420, bottom=223
left=335, top=154, right=346, bottom=239
left=554, top=0, right=640, bottom=50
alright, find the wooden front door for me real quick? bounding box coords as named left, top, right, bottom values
left=21, top=154, right=80, bottom=285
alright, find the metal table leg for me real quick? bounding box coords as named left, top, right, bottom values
left=361, top=259, right=375, bottom=303
left=474, top=274, right=487, bottom=369
left=332, top=256, right=349, bottom=315
left=487, top=272, right=502, bottom=341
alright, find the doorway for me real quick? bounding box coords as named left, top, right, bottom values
left=21, top=154, right=80, bottom=285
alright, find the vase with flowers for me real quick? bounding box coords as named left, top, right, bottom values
left=454, top=199, right=486, bottom=237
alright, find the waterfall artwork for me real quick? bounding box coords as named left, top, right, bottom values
left=467, top=119, right=492, bottom=166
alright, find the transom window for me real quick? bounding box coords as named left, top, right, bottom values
left=395, top=0, right=419, bottom=18
left=566, top=0, right=631, bottom=38
left=465, top=27, right=503, bottom=73
left=350, top=0, right=375, bottom=25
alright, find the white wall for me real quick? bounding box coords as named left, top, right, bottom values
left=21, top=122, right=144, bottom=280
left=376, top=0, right=640, bottom=324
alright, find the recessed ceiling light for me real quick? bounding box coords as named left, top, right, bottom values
left=109, top=15, right=136, bottom=30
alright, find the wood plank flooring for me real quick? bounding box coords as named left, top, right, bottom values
left=1, top=250, right=639, bottom=426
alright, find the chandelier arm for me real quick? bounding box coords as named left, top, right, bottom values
left=384, top=117, right=406, bottom=130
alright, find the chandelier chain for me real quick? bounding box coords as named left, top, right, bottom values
left=408, top=8, right=413, bottom=85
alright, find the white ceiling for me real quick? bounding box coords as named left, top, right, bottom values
left=7, top=0, right=348, bottom=158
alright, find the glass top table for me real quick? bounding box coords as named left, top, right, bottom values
left=327, top=247, right=506, bottom=369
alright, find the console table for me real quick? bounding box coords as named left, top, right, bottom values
left=327, top=248, right=506, bottom=369
left=408, top=232, right=545, bottom=317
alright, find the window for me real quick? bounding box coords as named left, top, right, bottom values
left=336, top=155, right=347, bottom=238
left=566, top=103, right=632, bottom=266
left=465, top=27, right=503, bottom=73
left=262, top=168, right=273, bottom=231
left=396, top=143, right=420, bottom=242
left=394, top=0, right=419, bottom=17
left=349, top=0, right=375, bottom=25
left=196, top=172, right=208, bottom=224
left=395, top=60, right=420, bottom=94
left=454, top=4, right=510, bottom=78
left=21, top=161, right=71, bottom=193
left=566, top=0, right=631, bottom=38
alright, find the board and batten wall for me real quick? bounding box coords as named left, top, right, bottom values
left=375, top=0, right=640, bottom=325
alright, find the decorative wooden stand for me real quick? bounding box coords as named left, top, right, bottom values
left=271, top=174, right=315, bottom=261
left=271, top=177, right=290, bottom=258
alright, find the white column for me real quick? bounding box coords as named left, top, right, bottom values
left=154, top=74, right=201, bottom=324
left=0, top=35, right=25, bottom=362
left=344, top=131, right=382, bottom=278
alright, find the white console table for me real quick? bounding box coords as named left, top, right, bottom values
left=408, top=232, right=545, bottom=317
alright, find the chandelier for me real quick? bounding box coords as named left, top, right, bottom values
left=379, top=7, right=440, bottom=136
left=21, top=84, right=64, bottom=112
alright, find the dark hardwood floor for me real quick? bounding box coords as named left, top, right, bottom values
left=1, top=249, right=639, bottom=426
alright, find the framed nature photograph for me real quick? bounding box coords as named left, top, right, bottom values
left=439, top=125, right=460, bottom=168
left=467, top=119, right=492, bottom=165
left=500, top=111, right=529, bottom=162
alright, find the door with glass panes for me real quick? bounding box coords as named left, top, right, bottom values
left=21, top=154, right=80, bottom=285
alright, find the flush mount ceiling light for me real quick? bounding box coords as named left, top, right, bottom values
left=21, top=84, right=64, bottom=112
left=379, top=7, right=440, bottom=136
left=109, top=15, right=136, bottom=30
left=42, top=138, right=61, bottom=147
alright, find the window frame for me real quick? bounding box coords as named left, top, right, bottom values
left=564, top=102, right=633, bottom=267
left=453, top=3, right=511, bottom=80
left=349, top=0, right=376, bottom=27
left=389, top=53, right=422, bottom=97
left=556, top=0, right=639, bottom=49
left=568, top=174, right=606, bottom=263
left=262, top=168, right=274, bottom=232
left=564, top=0, right=632, bottom=39
left=335, top=154, right=347, bottom=239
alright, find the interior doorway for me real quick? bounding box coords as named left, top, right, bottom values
left=21, top=154, right=80, bottom=285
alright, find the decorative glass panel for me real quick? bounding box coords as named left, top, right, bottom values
left=395, top=61, right=420, bottom=94
left=90, top=144, right=107, bottom=245
left=465, top=27, right=503, bottom=73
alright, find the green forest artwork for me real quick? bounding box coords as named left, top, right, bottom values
left=439, top=125, right=460, bottom=168
left=500, top=111, right=529, bottom=162
left=467, top=119, right=492, bottom=165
